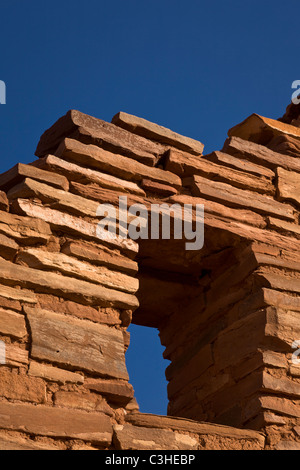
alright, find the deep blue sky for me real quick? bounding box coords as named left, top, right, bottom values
left=0, top=0, right=298, bottom=415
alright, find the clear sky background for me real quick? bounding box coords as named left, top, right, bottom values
left=0, top=0, right=298, bottom=415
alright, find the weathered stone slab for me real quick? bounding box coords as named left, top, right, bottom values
left=223, top=136, right=300, bottom=172
left=268, top=133, right=300, bottom=158
left=228, top=113, right=300, bottom=146
left=0, top=401, right=112, bottom=444
left=29, top=361, right=84, bottom=384
left=112, top=111, right=204, bottom=155
left=0, top=233, right=19, bottom=259
left=25, top=306, right=129, bottom=379
left=277, top=167, right=300, bottom=206
left=37, top=293, right=122, bottom=326
left=0, top=308, right=27, bottom=339
left=33, top=154, right=146, bottom=196
left=255, top=271, right=300, bottom=294
left=16, top=248, right=139, bottom=294
left=0, top=191, right=9, bottom=212
left=0, top=284, right=37, bottom=304
left=0, top=257, right=139, bottom=309
left=0, top=369, right=46, bottom=403
left=268, top=217, right=300, bottom=237
left=84, top=378, right=134, bottom=405
left=71, top=126, right=158, bottom=166
left=0, top=210, right=52, bottom=244
left=262, top=372, right=300, bottom=398
left=141, top=179, right=178, bottom=197
left=170, top=194, right=266, bottom=228
left=0, top=163, right=69, bottom=192
left=190, top=175, right=295, bottom=220
left=5, top=344, right=29, bottom=367
left=264, top=307, right=300, bottom=346
left=56, top=138, right=182, bottom=188
left=113, top=423, right=198, bottom=450
left=0, top=431, right=61, bottom=451
left=9, top=179, right=137, bottom=236
left=275, top=440, right=300, bottom=451
left=289, top=365, right=300, bottom=377
left=258, top=396, right=300, bottom=418
left=14, top=199, right=138, bottom=255
left=206, top=150, right=275, bottom=178
left=0, top=433, right=62, bottom=450
left=262, top=288, right=300, bottom=312
left=166, top=149, right=275, bottom=194
left=53, top=391, right=114, bottom=415
left=8, top=177, right=102, bottom=218
left=35, top=109, right=165, bottom=165
left=62, top=240, right=138, bottom=275
left=126, top=413, right=265, bottom=446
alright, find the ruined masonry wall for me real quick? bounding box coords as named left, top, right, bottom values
left=0, top=105, right=299, bottom=450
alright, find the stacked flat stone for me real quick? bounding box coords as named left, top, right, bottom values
left=0, top=106, right=299, bottom=450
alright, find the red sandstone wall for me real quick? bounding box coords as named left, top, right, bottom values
left=0, top=106, right=299, bottom=449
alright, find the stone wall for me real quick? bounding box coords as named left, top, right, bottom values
left=0, top=104, right=299, bottom=450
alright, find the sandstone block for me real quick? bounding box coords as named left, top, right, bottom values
left=29, top=361, right=84, bottom=384
left=126, top=413, right=265, bottom=447
left=268, top=217, right=300, bottom=237
left=166, top=149, right=275, bottom=194
left=35, top=109, right=164, bottom=164
left=84, top=378, right=134, bottom=405
left=0, top=401, right=112, bottom=444
left=223, top=136, right=300, bottom=173
left=0, top=210, right=52, bottom=244
left=56, top=138, right=182, bottom=188
left=113, top=423, right=198, bottom=450
left=33, top=154, right=146, bottom=196
left=170, top=194, right=266, bottom=228
left=0, top=233, right=19, bottom=259
left=0, top=191, right=9, bottom=211
left=141, top=179, right=178, bottom=196
left=190, top=175, right=295, bottom=220
left=54, top=391, right=114, bottom=415
left=0, top=257, right=139, bottom=309
left=0, top=162, right=69, bottom=192
left=228, top=113, right=300, bottom=146
left=112, top=111, right=204, bottom=155
left=26, top=307, right=129, bottom=379
left=16, top=247, right=139, bottom=294
left=37, top=293, right=122, bottom=325
left=14, top=199, right=138, bottom=255
left=277, top=167, right=300, bottom=206
left=205, top=150, right=275, bottom=178
left=0, top=308, right=27, bottom=339
left=62, top=240, right=138, bottom=275
left=5, top=344, right=29, bottom=367
left=0, top=284, right=37, bottom=305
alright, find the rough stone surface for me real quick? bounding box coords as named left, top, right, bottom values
left=56, top=138, right=182, bottom=188
left=0, top=401, right=112, bottom=444
left=0, top=163, right=69, bottom=192
left=28, top=361, right=84, bottom=384
left=26, top=307, right=129, bottom=379
left=112, top=111, right=204, bottom=155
